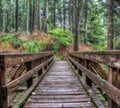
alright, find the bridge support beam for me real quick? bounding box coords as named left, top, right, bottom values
left=0, top=55, right=8, bottom=108
left=38, top=68, right=43, bottom=76
left=108, top=67, right=120, bottom=108
left=26, top=62, right=33, bottom=89
left=85, top=61, right=92, bottom=87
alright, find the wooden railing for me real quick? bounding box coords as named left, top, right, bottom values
left=68, top=51, right=120, bottom=108
left=0, top=52, right=54, bottom=108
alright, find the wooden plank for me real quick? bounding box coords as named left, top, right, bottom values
left=10, top=64, right=26, bottom=81
left=69, top=56, right=120, bottom=106
left=69, top=50, right=120, bottom=69
left=2, top=52, right=53, bottom=67
left=26, top=62, right=33, bottom=89
left=0, top=55, right=8, bottom=108
left=4, top=57, right=53, bottom=89
left=39, top=86, right=82, bottom=90
left=30, top=95, right=88, bottom=99
left=24, top=102, right=94, bottom=108
left=69, top=60, right=106, bottom=108
left=13, top=60, right=54, bottom=108
left=92, top=63, right=108, bottom=80
left=32, top=91, right=85, bottom=95
left=28, top=98, right=90, bottom=103
left=24, top=60, right=95, bottom=108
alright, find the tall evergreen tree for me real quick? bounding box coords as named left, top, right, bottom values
left=0, top=0, right=2, bottom=33
left=15, top=0, right=18, bottom=32
left=72, top=0, right=78, bottom=51
left=45, top=0, right=48, bottom=33
left=107, top=0, right=114, bottom=50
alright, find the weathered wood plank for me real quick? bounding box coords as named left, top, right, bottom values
left=69, top=60, right=106, bottom=108
left=13, top=60, right=54, bottom=108
left=24, top=102, right=94, bottom=108
left=69, top=50, right=120, bottom=69
left=32, top=91, right=85, bottom=95
left=24, top=61, right=95, bottom=108
left=10, top=64, right=26, bottom=81
left=0, top=55, right=8, bottom=108
left=1, top=52, right=53, bottom=67
left=4, top=57, right=53, bottom=89
left=28, top=98, right=90, bottom=103
left=31, top=95, right=88, bottom=99
left=69, top=56, right=120, bottom=106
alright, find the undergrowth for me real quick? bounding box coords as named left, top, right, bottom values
left=0, top=34, right=23, bottom=49
left=49, top=28, right=73, bottom=53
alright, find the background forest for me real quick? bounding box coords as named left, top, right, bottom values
left=0, top=0, right=120, bottom=55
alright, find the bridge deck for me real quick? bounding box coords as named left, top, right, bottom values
left=24, top=61, right=95, bottom=108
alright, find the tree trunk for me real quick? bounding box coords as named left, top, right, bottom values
left=63, top=0, right=66, bottom=30
left=15, top=0, right=18, bottom=32
left=5, top=11, right=9, bottom=33
left=68, top=0, right=72, bottom=31
left=37, top=0, right=41, bottom=31
left=45, top=0, right=48, bottom=33
left=0, top=0, right=2, bottom=33
left=32, top=0, right=36, bottom=32
left=73, top=0, right=78, bottom=51
left=84, top=0, right=88, bottom=44
left=53, top=0, right=56, bottom=27
left=29, top=0, right=32, bottom=33
left=107, top=0, right=114, bottom=50
left=26, top=0, right=29, bottom=34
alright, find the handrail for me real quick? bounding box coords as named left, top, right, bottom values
left=69, top=56, right=120, bottom=106
left=68, top=51, right=120, bottom=108
left=0, top=52, right=54, bottom=108
left=0, top=51, right=53, bottom=67
left=69, top=50, right=120, bottom=69
left=4, top=57, right=53, bottom=89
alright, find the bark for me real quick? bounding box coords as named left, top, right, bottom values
left=73, top=0, right=78, bottom=51
left=45, top=0, right=48, bottom=33
left=15, top=0, right=18, bottom=32
left=84, top=0, right=88, bottom=44
left=5, top=11, right=9, bottom=33
left=0, top=0, right=2, bottom=33
left=29, top=0, right=32, bottom=33
left=68, top=0, right=72, bottom=31
left=37, top=0, right=41, bottom=31
left=32, top=0, right=36, bottom=32
left=63, top=0, right=66, bottom=30
left=26, top=0, right=29, bottom=34
left=53, top=0, right=56, bottom=27
left=107, top=0, right=114, bottom=50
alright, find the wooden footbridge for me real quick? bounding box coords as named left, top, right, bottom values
left=0, top=51, right=120, bottom=108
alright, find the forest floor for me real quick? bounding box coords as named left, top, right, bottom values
left=0, top=31, right=91, bottom=57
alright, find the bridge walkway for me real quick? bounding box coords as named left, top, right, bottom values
left=24, top=60, right=95, bottom=108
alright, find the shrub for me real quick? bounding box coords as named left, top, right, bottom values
left=49, top=28, right=73, bottom=53
left=0, top=34, right=23, bottom=48
left=23, top=40, right=42, bottom=53
left=114, top=38, right=120, bottom=49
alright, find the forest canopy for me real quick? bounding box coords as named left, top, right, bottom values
left=0, top=0, right=120, bottom=53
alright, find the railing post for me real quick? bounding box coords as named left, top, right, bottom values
left=0, top=55, right=8, bottom=108
left=26, top=62, right=33, bottom=89
left=38, top=69, right=43, bottom=76
left=85, top=60, right=92, bottom=87
left=108, top=67, right=119, bottom=108
left=44, top=57, right=48, bottom=70
left=78, top=59, right=82, bottom=76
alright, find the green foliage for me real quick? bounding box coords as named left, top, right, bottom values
left=0, top=34, right=23, bottom=48
left=91, top=44, right=107, bottom=50
left=23, top=40, right=42, bottom=53
left=114, top=38, right=120, bottom=49
left=49, top=28, right=73, bottom=53
left=84, top=0, right=107, bottom=50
